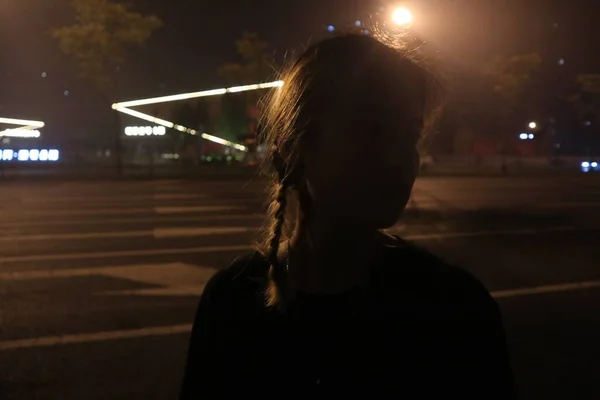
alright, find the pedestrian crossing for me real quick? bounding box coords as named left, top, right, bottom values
left=1, top=177, right=599, bottom=400
left=1, top=178, right=599, bottom=249
left=0, top=178, right=598, bottom=357
left=0, top=180, right=434, bottom=316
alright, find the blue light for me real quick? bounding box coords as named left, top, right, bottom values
left=327, top=25, right=335, bottom=32
left=0, top=149, right=60, bottom=162
left=355, top=20, right=361, bottom=27
left=1, top=149, right=13, bottom=161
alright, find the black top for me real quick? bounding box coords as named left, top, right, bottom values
left=180, top=239, right=515, bottom=399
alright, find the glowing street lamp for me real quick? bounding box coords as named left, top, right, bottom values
left=392, top=7, right=413, bottom=26
left=528, top=121, right=537, bottom=129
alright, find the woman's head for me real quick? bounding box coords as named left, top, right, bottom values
left=259, top=33, right=441, bottom=305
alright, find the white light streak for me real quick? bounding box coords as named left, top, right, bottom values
left=113, top=106, right=246, bottom=151
left=114, top=107, right=175, bottom=128
left=111, top=80, right=284, bottom=109
left=201, top=133, right=247, bottom=152
left=110, top=79, right=284, bottom=152
left=0, top=117, right=45, bottom=128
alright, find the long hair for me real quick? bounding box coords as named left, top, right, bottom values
left=257, top=33, right=442, bottom=309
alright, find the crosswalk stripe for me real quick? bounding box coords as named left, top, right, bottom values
left=0, top=230, right=150, bottom=242
left=539, top=201, right=600, bottom=208
left=0, top=324, right=193, bottom=351
left=0, top=262, right=208, bottom=280
left=2, top=277, right=600, bottom=350
left=2, top=225, right=597, bottom=264
left=19, top=193, right=208, bottom=204
left=154, top=206, right=243, bottom=214
left=0, top=226, right=257, bottom=242
left=0, top=213, right=263, bottom=229
left=0, top=244, right=253, bottom=263
left=0, top=205, right=244, bottom=217
left=492, top=279, right=600, bottom=299
left=0, top=262, right=215, bottom=298
left=153, top=226, right=255, bottom=238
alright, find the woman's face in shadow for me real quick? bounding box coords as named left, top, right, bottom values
left=302, top=65, right=424, bottom=229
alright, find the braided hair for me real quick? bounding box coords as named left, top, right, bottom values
left=264, top=180, right=289, bottom=307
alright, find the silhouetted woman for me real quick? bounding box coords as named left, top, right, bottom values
left=180, top=33, right=515, bottom=399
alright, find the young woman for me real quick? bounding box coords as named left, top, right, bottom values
left=180, top=33, right=515, bottom=399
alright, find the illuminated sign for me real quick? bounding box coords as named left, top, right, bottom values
left=0, top=149, right=60, bottom=162
left=0, top=129, right=41, bottom=138
left=124, top=126, right=167, bottom=136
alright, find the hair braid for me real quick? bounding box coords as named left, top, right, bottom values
left=265, top=181, right=289, bottom=308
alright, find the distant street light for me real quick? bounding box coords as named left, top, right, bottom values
left=392, top=7, right=413, bottom=26
left=528, top=121, right=537, bottom=129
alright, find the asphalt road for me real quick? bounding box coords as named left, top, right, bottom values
left=1, top=176, right=600, bottom=399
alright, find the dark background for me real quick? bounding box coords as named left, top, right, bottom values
left=1, top=0, right=599, bottom=147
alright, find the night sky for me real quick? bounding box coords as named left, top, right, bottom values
left=0, top=0, right=598, bottom=146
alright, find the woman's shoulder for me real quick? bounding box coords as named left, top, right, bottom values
left=201, top=251, right=269, bottom=303
left=382, top=238, right=496, bottom=308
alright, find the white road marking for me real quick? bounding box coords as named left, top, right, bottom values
left=0, top=262, right=215, bottom=296
left=0, top=213, right=263, bottom=229
left=0, top=230, right=150, bottom=242
left=153, top=226, right=254, bottom=238
left=540, top=201, right=600, bottom=208
left=0, top=244, right=253, bottom=263
left=153, top=194, right=207, bottom=200
left=19, top=193, right=207, bottom=204
left=405, top=228, right=536, bottom=240
left=403, top=225, right=597, bottom=240
left=102, top=285, right=206, bottom=296
left=0, top=226, right=257, bottom=242
left=100, top=263, right=213, bottom=296
left=2, top=225, right=598, bottom=263
left=148, top=180, right=185, bottom=185
left=404, top=200, right=442, bottom=210
left=491, top=279, right=600, bottom=299
left=154, top=206, right=242, bottom=214
left=0, top=262, right=212, bottom=281
left=0, top=324, right=192, bottom=351
left=0, top=205, right=243, bottom=218
left=1, top=277, right=600, bottom=350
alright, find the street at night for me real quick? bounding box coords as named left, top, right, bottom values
left=0, top=176, right=599, bottom=399
left=2, top=0, right=600, bottom=397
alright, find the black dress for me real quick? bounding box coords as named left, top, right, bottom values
left=180, top=239, right=515, bottom=399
